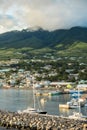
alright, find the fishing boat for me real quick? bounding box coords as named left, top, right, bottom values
left=18, top=107, right=47, bottom=114
left=69, top=86, right=87, bottom=120
left=67, top=98, right=85, bottom=108
left=59, top=98, right=85, bottom=109
left=48, top=90, right=61, bottom=96
left=18, top=85, right=47, bottom=114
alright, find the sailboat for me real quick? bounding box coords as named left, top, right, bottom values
left=18, top=85, right=47, bottom=114
left=69, top=86, right=87, bottom=120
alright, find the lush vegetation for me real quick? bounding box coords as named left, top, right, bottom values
left=0, top=26, right=87, bottom=59
left=7, top=59, right=87, bottom=82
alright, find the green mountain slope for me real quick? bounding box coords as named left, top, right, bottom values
left=0, top=26, right=87, bottom=59
left=58, top=42, right=87, bottom=56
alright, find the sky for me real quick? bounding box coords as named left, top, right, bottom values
left=0, top=0, right=87, bottom=34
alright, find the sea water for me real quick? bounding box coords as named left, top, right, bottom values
left=0, top=89, right=87, bottom=116
left=0, top=89, right=87, bottom=129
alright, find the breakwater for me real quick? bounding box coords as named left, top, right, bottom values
left=0, top=110, right=87, bottom=130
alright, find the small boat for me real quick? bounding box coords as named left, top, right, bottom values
left=18, top=107, right=38, bottom=114
left=59, top=104, right=70, bottom=109
left=69, top=112, right=87, bottom=120
left=59, top=98, right=85, bottom=109
left=35, top=92, right=42, bottom=96
left=48, top=91, right=61, bottom=96
left=67, top=98, right=84, bottom=108
left=18, top=85, right=47, bottom=114
left=71, top=93, right=81, bottom=98
left=18, top=107, right=47, bottom=114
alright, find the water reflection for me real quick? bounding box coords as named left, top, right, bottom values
left=59, top=107, right=71, bottom=117
left=40, top=98, right=47, bottom=107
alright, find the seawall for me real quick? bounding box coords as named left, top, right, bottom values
left=0, top=110, right=87, bottom=130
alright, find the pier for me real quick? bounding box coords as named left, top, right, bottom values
left=0, top=110, right=87, bottom=130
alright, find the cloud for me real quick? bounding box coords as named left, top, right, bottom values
left=0, top=0, right=87, bottom=33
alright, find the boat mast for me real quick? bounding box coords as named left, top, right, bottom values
left=33, top=84, right=36, bottom=109
left=78, top=86, right=81, bottom=114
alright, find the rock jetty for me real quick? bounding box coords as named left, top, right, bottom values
left=0, top=110, right=87, bottom=130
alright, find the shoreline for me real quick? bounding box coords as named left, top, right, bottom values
left=1, top=87, right=87, bottom=95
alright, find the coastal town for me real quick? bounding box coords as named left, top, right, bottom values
left=0, top=56, right=87, bottom=90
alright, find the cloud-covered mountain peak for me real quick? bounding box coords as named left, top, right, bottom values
left=23, top=26, right=44, bottom=32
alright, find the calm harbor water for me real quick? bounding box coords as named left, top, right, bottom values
left=0, top=89, right=87, bottom=130
left=0, top=89, right=87, bottom=116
